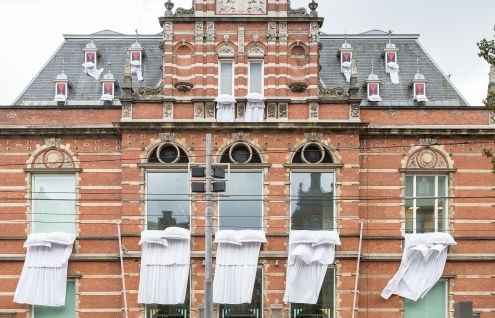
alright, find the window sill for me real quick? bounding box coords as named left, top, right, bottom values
left=24, top=168, right=82, bottom=173
left=399, top=168, right=457, bottom=174
left=284, top=163, right=344, bottom=169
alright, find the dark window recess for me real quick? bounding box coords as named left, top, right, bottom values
left=220, top=144, right=262, bottom=164
left=148, top=144, right=189, bottom=163
left=292, top=143, right=333, bottom=164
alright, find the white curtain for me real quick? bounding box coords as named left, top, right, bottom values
left=283, top=230, right=341, bottom=304
left=82, top=62, right=104, bottom=80
left=131, top=60, right=143, bottom=81
left=138, top=228, right=191, bottom=305
left=213, top=230, right=266, bottom=304
left=341, top=61, right=351, bottom=82
left=245, top=93, right=265, bottom=122
left=14, top=232, right=76, bottom=306
left=416, top=94, right=429, bottom=102
left=215, top=94, right=237, bottom=123
left=368, top=95, right=382, bottom=102
left=381, top=233, right=456, bottom=301
left=387, top=62, right=400, bottom=84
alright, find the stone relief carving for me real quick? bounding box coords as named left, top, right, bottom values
left=419, top=138, right=437, bottom=146
left=248, top=42, right=264, bottom=55
left=289, top=82, right=308, bottom=93
left=163, top=102, right=173, bottom=119
left=267, top=103, right=277, bottom=119
left=217, top=0, right=266, bottom=14
left=407, top=148, right=449, bottom=169
left=158, top=40, right=165, bottom=52
left=287, top=0, right=308, bottom=16
left=350, top=103, right=360, bottom=118
left=232, top=132, right=251, bottom=142
left=490, top=111, right=495, bottom=125
left=136, top=82, right=164, bottom=98
left=205, top=102, right=215, bottom=119
left=174, top=82, right=194, bottom=93
left=218, top=44, right=235, bottom=55
left=305, top=132, right=323, bottom=142
left=237, top=102, right=246, bottom=118
left=318, top=84, right=347, bottom=98
left=159, top=132, right=177, bottom=142
left=34, top=148, right=74, bottom=169
left=194, top=103, right=205, bottom=119
left=278, top=103, right=288, bottom=118
left=207, top=22, right=215, bottom=31
left=309, top=102, right=319, bottom=119
left=163, top=22, right=172, bottom=31
left=174, top=6, right=195, bottom=16
left=163, top=32, right=173, bottom=41
left=196, top=22, right=203, bottom=31
left=122, top=103, right=132, bottom=118
left=45, top=137, right=62, bottom=147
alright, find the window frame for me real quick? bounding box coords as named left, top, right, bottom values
left=289, top=266, right=336, bottom=318
left=248, top=60, right=264, bottom=94
left=404, top=280, right=447, bottom=318
left=219, top=59, right=234, bottom=96
left=289, top=170, right=336, bottom=231
left=145, top=169, right=192, bottom=231
left=405, top=174, right=448, bottom=233
left=31, top=173, right=77, bottom=234
left=218, top=169, right=264, bottom=231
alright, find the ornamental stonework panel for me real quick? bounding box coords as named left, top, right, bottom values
left=33, top=148, right=75, bottom=169
left=407, top=148, right=449, bottom=169
left=217, top=0, right=266, bottom=14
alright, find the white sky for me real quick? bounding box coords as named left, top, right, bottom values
left=1, top=0, right=494, bottom=106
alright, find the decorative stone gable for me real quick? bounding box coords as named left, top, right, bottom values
left=33, top=148, right=75, bottom=169
left=217, top=0, right=266, bottom=15
left=406, top=148, right=448, bottom=169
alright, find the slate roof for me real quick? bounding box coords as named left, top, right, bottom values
left=13, top=32, right=162, bottom=106
left=320, top=32, right=469, bottom=106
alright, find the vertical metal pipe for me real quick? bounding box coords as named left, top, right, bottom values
left=117, top=221, right=129, bottom=318
left=352, top=220, right=364, bottom=318
left=205, top=133, right=213, bottom=318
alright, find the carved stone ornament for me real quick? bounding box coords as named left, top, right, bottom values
left=350, top=103, right=360, bottom=118
left=122, top=102, right=132, bottom=118
left=205, top=102, right=215, bottom=119
left=163, top=102, right=173, bottom=118
left=163, top=22, right=172, bottom=31
left=237, top=102, right=246, bottom=118
left=163, top=33, right=173, bottom=41
left=267, top=103, right=277, bottom=119
left=407, top=148, right=448, bottom=169
left=289, top=82, right=308, bottom=93
left=305, top=132, right=323, bottom=142
left=174, top=82, right=193, bottom=93
left=232, top=132, right=250, bottom=142
left=33, top=148, right=75, bottom=169
left=158, top=40, right=165, bottom=52
left=217, top=0, right=266, bottom=14
left=319, top=84, right=347, bottom=98
left=194, top=103, right=205, bottom=119
left=45, top=137, right=62, bottom=147
left=278, top=103, right=288, bottom=118
left=419, top=138, right=437, bottom=146
left=159, top=132, right=177, bottom=142
left=174, top=6, right=195, bottom=16
left=248, top=43, right=264, bottom=55
left=287, top=0, right=308, bottom=16
left=490, top=111, right=495, bottom=125
left=218, top=44, right=234, bottom=55
left=309, top=102, right=318, bottom=119
left=136, top=82, right=164, bottom=98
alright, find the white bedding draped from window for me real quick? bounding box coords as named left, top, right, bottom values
left=387, top=62, right=400, bottom=84
left=245, top=93, right=265, bottom=122
left=283, top=230, right=341, bottom=304
left=14, top=232, right=76, bottom=306
left=341, top=61, right=351, bottom=82
left=381, top=232, right=456, bottom=301
left=82, top=62, right=104, bottom=80
left=138, top=227, right=191, bottom=305
left=213, top=230, right=266, bottom=304
left=215, top=94, right=236, bottom=123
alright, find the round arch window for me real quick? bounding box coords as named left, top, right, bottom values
left=148, top=143, right=189, bottom=163
left=221, top=142, right=262, bottom=164
left=292, top=143, right=333, bottom=164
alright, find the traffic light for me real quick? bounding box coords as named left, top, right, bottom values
left=189, top=164, right=229, bottom=194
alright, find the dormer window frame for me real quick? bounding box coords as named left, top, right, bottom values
left=53, top=78, right=72, bottom=104
left=339, top=49, right=353, bottom=72
left=409, top=78, right=429, bottom=101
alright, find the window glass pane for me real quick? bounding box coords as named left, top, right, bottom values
left=416, top=198, right=435, bottom=233
left=220, top=61, right=233, bottom=95
left=147, top=172, right=190, bottom=230
left=405, top=176, right=413, bottom=197
left=405, top=281, right=446, bottom=318
left=219, top=172, right=263, bottom=230
left=146, top=277, right=190, bottom=318
left=416, top=176, right=434, bottom=197
left=437, top=176, right=447, bottom=231
left=250, top=62, right=262, bottom=94
left=291, top=172, right=334, bottom=230
left=219, top=268, right=263, bottom=318
left=291, top=267, right=335, bottom=318
left=34, top=280, right=75, bottom=318
left=33, top=175, right=76, bottom=234
left=405, top=199, right=414, bottom=233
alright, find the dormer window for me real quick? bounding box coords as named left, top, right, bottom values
left=410, top=67, right=429, bottom=104
left=100, top=64, right=119, bottom=102
left=382, top=33, right=400, bottom=84
left=53, top=67, right=72, bottom=104
left=338, top=38, right=353, bottom=83
left=82, top=38, right=104, bottom=80
left=363, top=62, right=382, bottom=102
left=129, top=31, right=145, bottom=81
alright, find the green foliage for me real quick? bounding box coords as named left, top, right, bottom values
left=483, top=91, right=495, bottom=110
left=477, top=38, right=495, bottom=66
left=482, top=148, right=495, bottom=173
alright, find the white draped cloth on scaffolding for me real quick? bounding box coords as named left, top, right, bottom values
left=14, top=232, right=76, bottom=306
left=245, top=93, right=265, bottom=122
left=215, top=94, right=236, bottom=122
left=283, top=230, right=341, bottom=304
left=138, top=227, right=191, bottom=305
left=381, top=232, right=456, bottom=301
left=213, top=230, right=267, bottom=304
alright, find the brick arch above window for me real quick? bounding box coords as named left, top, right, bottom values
left=405, top=147, right=452, bottom=170
left=26, top=139, right=78, bottom=169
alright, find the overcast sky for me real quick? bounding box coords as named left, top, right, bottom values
left=1, top=0, right=494, bottom=106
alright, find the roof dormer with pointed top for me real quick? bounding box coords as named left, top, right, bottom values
left=82, top=37, right=104, bottom=80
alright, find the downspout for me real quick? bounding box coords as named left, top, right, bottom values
left=352, top=220, right=364, bottom=318
left=117, top=221, right=129, bottom=318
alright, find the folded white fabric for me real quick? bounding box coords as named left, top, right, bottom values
left=82, top=62, right=104, bottom=80
left=381, top=232, right=456, bottom=301
left=14, top=232, right=76, bottom=306
left=341, top=61, right=351, bottom=82
left=387, top=62, right=400, bottom=84
left=138, top=228, right=191, bottom=305
left=213, top=230, right=266, bottom=304
left=131, top=60, right=143, bottom=81
left=416, top=94, right=429, bottom=102
left=283, top=230, right=340, bottom=304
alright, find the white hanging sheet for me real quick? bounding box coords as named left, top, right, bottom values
left=216, top=103, right=236, bottom=122
left=381, top=233, right=456, bottom=301
left=131, top=60, right=143, bottom=81
left=82, top=62, right=104, bottom=80
left=138, top=228, right=191, bottom=305
left=213, top=230, right=266, bottom=304
left=245, top=92, right=265, bottom=122
left=14, top=232, right=76, bottom=306
left=387, top=62, right=400, bottom=84
left=368, top=95, right=382, bottom=102
left=416, top=94, right=429, bottom=102
left=283, top=230, right=341, bottom=304
left=341, top=61, right=351, bottom=82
